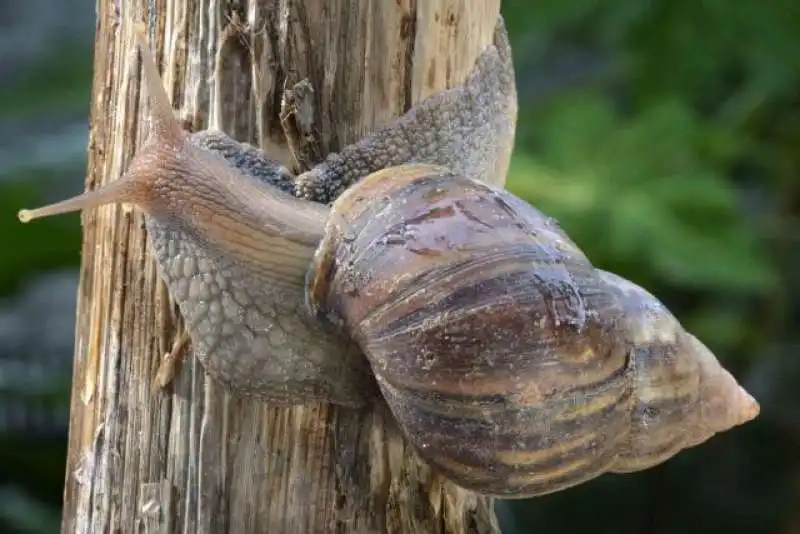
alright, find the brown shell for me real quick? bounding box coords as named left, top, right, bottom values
left=596, top=270, right=758, bottom=474
left=306, top=164, right=759, bottom=498
left=307, top=164, right=635, bottom=497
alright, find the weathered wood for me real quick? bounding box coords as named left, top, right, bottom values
left=62, top=1, right=503, bottom=532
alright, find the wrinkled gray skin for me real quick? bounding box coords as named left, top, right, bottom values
left=145, top=18, right=518, bottom=406
left=295, top=20, right=516, bottom=204
left=146, top=131, right=378, bottom=406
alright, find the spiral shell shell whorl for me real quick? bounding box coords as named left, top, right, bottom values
left=596, top=270, right=759, bottom=474
left=306, top=164, right=641, bottom=497
left=306, top=164, right=759, bottom=498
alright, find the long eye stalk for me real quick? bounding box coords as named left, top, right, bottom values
left=17, top=23, right=183, bottom=224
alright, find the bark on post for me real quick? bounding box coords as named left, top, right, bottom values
left=62, top=1, right=503, bottom=532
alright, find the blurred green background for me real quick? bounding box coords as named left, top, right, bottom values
left=1, top=1, right=797, bottom=533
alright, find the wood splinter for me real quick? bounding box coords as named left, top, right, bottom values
left=153, top=330, right=190, bottom=391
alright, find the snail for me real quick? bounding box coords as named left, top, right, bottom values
left=304, top=163, right=758, bottom=497
left=16, top=21, right=758, bottom=499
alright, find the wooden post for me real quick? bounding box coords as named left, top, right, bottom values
left=61, top=1, right=503, bottom=532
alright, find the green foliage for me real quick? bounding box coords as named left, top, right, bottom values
left=0, top=40, right=92, bottom=119
left=508, top=96, right=774, bottom=293
left=0, top=42, right=88, bottom=295
left=0, top=486, right=60, bottom=534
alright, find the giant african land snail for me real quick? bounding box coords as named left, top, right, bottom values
left=17, top=19, right=758, bottom=499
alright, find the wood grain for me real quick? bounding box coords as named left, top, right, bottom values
left=62, top=0, right=502, bottom=532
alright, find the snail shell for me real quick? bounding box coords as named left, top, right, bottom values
left=596, top=269, right=758, bottom=473
left=307, top=163, right=759, bottom=498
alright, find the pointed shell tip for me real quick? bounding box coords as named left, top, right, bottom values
left=738, top=386, right=760, bottom=423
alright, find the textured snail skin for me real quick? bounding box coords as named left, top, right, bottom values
left=294, top=19, right=516, bottom=204
left=142, top=129, right=377, bottom=405
left=140, top=18, right=514, bottom=404
left=16, top=20, right=516, bottom=407
left=138, top=18, right=516, bottom=405
left=306, top=164, right=760, bottom=498
left=142, top=22, right=515, bottom=404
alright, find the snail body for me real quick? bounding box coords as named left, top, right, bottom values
left=306, top=164, right=758, bottom=497
left=16, top=22, right=758, bottom=499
